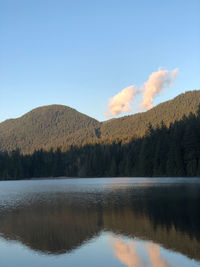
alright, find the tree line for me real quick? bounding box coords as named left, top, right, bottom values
left=0, top=109, right=200, bottom=179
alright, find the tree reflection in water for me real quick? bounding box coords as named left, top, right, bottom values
left=0, top=179, right=199, bottom=262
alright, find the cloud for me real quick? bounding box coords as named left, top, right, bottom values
left=106, top=85, right=136, bottom=117
left=140, top=68, right=179, bottom=110
left=105, top=68, right=179, bottom=117
left=110, top=237, right=141, bottom=267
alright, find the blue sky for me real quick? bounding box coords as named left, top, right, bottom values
left=0, top=0, right=199, bottom=122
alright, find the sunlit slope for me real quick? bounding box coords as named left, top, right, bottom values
left=0, top=90, right=200, bottom=153
left=0, top=105, right=100, bottom=153
left=101, top=90, right=200, bottom=140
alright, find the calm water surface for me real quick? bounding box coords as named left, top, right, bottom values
left=0, top=178, right=200, bottom=267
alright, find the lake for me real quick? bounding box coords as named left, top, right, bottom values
left=0, top=178, right=200, bottom=267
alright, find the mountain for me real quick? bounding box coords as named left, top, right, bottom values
left=0, top=90, right=200, bottom=154
left=0, top=105, right=100, bottom=154
left=100, top=90, right=200, bottom=141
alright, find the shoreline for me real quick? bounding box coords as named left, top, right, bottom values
left=1, top=176, right=200, bottom=182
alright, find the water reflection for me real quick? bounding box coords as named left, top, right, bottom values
left=110, top=237, right=141, bottom=267
left=110, top=236, right=171, bottom=267
left=0, top=178, right=199, bottom=263
left=147, top=244, right=170, bottom=267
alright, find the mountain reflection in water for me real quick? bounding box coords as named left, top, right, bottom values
left=0, top=178, right=199, bottom=265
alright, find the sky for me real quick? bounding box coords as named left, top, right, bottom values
left=0, top=0, right=200, bottom=122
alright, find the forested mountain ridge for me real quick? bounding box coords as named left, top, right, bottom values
left=1, top=106, right=200, bottom=178
left=101, top=90, right=200, bottom=140
left=0, top=90, right=200, bottom=154
left=0, top=105, right=100, bottom=154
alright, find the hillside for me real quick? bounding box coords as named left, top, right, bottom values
left=0, top=105, right=100, bottom=154
left=101, top=90, right=200, bottom=140
left=1, top=106, right=200, bottom=178
left=0, top=90, right=200, bottom=154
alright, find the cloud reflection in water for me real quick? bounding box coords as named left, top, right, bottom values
left=110, top=236, right=171, bottom=267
